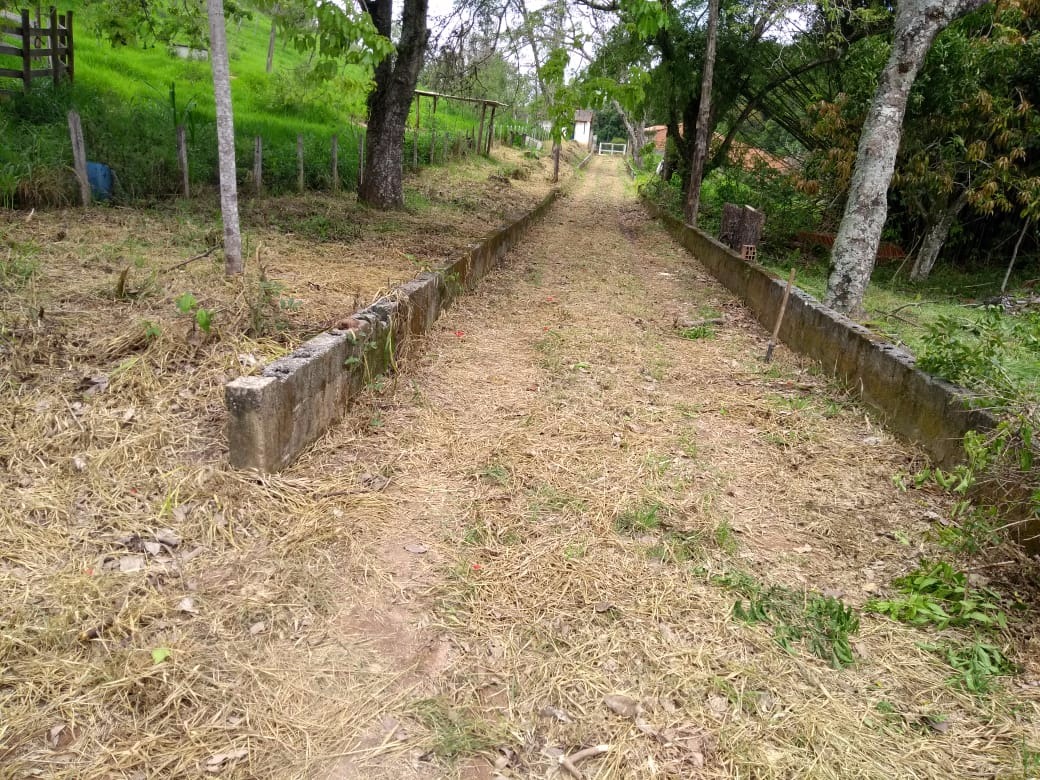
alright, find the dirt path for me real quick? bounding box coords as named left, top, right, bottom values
left=6, top=157, right=1036, bottom=779
left=301, top=158, right=1038, bottom=779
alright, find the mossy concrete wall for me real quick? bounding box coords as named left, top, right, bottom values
left=645, top=202, right=996, bottom=465
left=226, top=189, right=559, bottom=472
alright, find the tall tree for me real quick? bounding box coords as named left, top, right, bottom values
left=358, top=0, right=430, bottom=208
left=824, top=0, right=988, bottom=315
left=207, top=0, right=243, bottom=275
left=683, top=0, right=719, bottom=225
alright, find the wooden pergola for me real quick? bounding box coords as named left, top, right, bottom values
left=413, top=89, right=508, bottom=157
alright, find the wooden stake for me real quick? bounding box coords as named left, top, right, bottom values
left=64, top=10, right=74, bottom=81
left=429, top=95, right=437, bottom=165
left=357, top=131, right=365, bottom=190
left=49, top=6, right=59, bottom=86
left=20, top=10, right=31, bottom=94
left=177, top=125, right=190, bottom=198
left=253, top=135, right=263, bottom=195
left=67, top=109, right=90, bottom=206
left=331, top=133, right=339, bottom=191
left=477, top=103, right=487, bottom=156
left=765, top=267, right=797, bottom=363
left=486, top=104, right=496, bottom=154
left=296, top=133, right=304, bottom=192
left=413, top=94, right=420, bottom=170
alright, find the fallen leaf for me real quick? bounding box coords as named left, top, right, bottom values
left=793, top=544, right=812, bottom=554
left=71, top=455, right=87, bottom=472
left=249, top=621, right=267, bottom=636
left=921, top=715, right=950, bottom=734
left=226, top=715, right=245, bottom=728
left=80, top=375, right=109, bottom=396
left=360, top=473, right=390, bottom=491
left=658, top=622, right=679, bottom=644
left=205, top=747, right=248, bottom=771
left=707, top=695, right=730, bottom=717
left=119, top=555, right=145, bottom=573
left=594, top=601, right=615, bottom=613
left=143, top=541, right=162, bottom=556
left=156, top=528, right=181, bottom=547
left=538, top=705, right=572, bottom=723
left=177, top=597, right=198, bottom=614
left=604, top=694, right=641, bottom=719
left=151, top=647, right=171, bottom=664
left=404, top=542, right=429, bottom=554
left=172, top=505, right=189, bottom=523
left=48, top=724, right=66, bottom=747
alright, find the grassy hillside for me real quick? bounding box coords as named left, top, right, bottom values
left=0, top=3, right=373, bottom=203
left=0, top=3, right=512, bottom=205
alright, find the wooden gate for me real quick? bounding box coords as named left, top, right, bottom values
left=0, top=7, right=74, bottom=94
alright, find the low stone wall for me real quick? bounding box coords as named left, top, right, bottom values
left=645, top=202, right=996, bottom=465
left=226, top=189, right=559, bottom=472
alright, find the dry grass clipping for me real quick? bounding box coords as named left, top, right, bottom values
left=2, top=155, right=1037, bottom=780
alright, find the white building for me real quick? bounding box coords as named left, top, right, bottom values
left=573, top=110, right=594, bottom=147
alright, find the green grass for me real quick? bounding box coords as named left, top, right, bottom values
left=712, top=569, right=860, bottom=669
left=762, top=257, right=1040, bottom=388
left=614, top=501, right=665, bottom=533
left=0, top=2, right=511, bottom=204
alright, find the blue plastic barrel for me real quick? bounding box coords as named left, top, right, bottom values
left=86, top=162, right=113, bottom=201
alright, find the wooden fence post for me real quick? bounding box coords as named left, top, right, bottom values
left=486, top=105, right=496, bottom=155
left=67, top=109, right=90, bottom=206
left=477, top=103, right=486, bottom=157
left=331, top=133, right=339, bottom=191
left=253, top=135, right=262, bottom=195
left=413, top=94, right=420, bottom=170
left=48, top=7, right=59, bottom=85
left=20, top=10, right=31, bottom=94
left=177, top=124, right=190, bottom=198
left=64, top=10, right=73, bottom=80
left=297, top=133, right=304, bottom=193
left=357, top=131, right=365, bottom=190
left=429, top=95, right=437, bottom=166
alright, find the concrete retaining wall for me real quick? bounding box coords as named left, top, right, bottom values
left=226, top=189, right=559, bottom=472
left=645, top=202, right=996, bottom=465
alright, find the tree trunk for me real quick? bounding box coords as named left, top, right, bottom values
left=1001, top=218, right=1033, bottom=294
left=909, top=192, right=967, bottom=281
left=266, top=15, right=276, bottom=73
left=824, top=0, right=985, bottom=315
left=358, top=0, right=430, bottom=209
left=207, top=0, right=243, bottom=276
left=551, top=141, right=560, bottom=183
left=611, top=98, right=645, bottom=168
left=684, top=0, right=719, bottom=226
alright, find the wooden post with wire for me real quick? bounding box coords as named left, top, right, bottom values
left=357, top=130, right=365, bottom=190
left=253, top=135, right=263, bottom=196
left=477, top=103, right=486, bottom=156
left=429, top=95, right=437, bottom=165
left=67, top=109, right=90, bottom=206
left=765, top=267, right=797, bottom=363
left=177, top=125, right=190, bottom=198
left=331, top=133, right=339, bottom=191
left=486, top=104, right=497, bottom=154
